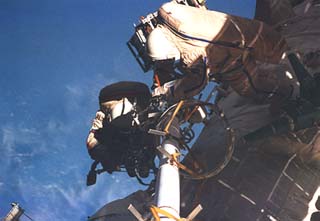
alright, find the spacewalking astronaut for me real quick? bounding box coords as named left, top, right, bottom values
left=143, top=1, right=292, bottom=112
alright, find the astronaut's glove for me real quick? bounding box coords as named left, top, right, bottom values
left=152, top=80, right=176, bottom=98
left=90, top=111, right=105, bottom=131
left=153, top=85, right=168, bottom=97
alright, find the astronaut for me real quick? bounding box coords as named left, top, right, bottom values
left=86, top=81, right=157, bottom=184
left=144, top=1, right=292, bottom=111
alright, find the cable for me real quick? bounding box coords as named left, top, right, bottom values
left=24, top=212, right=35, bottom=221
left=156, top=100, right=236, bottom=180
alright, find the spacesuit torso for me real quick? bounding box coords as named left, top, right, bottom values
left=151, top=1, right=291, bottom=104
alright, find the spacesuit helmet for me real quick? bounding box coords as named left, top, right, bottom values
left=177, top=0, right=206, bottom=7
left=99, top=81, right=151, bottom=127
left=147, top=27, right=180, bottom=62
left=147, top=27, right=181, bottom=85
left=100, top=98, right=133, bottom=122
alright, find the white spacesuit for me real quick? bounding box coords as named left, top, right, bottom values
left=146, top=1, right=292, bottom=107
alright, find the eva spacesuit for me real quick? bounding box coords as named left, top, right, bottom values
left=147, top=1, right=292, bottom=106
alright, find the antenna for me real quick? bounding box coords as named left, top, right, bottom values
left=3, top=203, right=35, bottom=221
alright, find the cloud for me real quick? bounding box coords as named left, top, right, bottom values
left=105, top=174, right=139, bottom=203
left=18, top=181, right=91, bottom=220
left=1, top=124, right=47, bottom=157
left=0, top=73, right=147, bottom=220
left=0, top=125, right=142, bottom=220
left=64, top=73, right=117, bottom=108
left=2, top=127, right=15, bottom=155
left=16, top=173, right=142, bottom=220
left=63, top=73, right=118, bottom=133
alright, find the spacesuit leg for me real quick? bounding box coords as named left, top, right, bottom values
left=255, top=127, right=320, bottom=169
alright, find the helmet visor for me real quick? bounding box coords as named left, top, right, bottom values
left=153, top=59, right=182, bottom=86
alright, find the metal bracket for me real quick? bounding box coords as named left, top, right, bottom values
left=148, top=129, right=167, bottom=136
left=186, top=204, right=203, bottom=221
left=128, top=204, right=146, bottom=221
left=156, top=146, right=175, bottom=160
left=128, top=199, right=202, bottom=221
